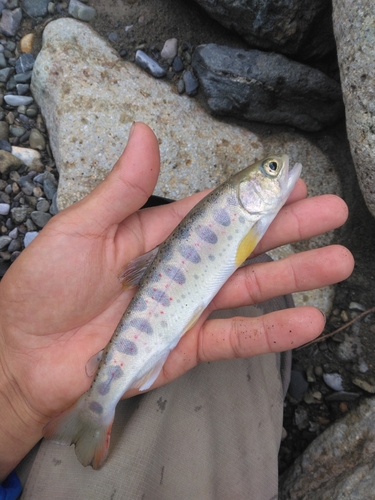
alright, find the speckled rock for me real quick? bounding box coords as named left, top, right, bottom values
left=280, top=397, right=375, bottom=499
left=333, top=0, right=375, bottom=218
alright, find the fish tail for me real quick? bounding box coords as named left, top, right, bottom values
left=42, top=393, right=115, bottom=470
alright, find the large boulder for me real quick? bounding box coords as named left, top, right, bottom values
left=192, top=44, right=344, bottom=131
left=279, top=397, right=375, bottom=499
left=333, top=0, right=375, bottom=218
left=192, top=0, right=335, bottom=60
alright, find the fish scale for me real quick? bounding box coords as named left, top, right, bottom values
left=43, top=154, right=302, bottom=469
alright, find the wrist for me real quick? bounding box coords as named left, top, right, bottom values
left=0, top=356, right=47, bottom=482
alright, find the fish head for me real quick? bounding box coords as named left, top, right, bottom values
left=237, top=154, right=302, bottom=217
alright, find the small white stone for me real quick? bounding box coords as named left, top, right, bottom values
left=11, top=146, right=41, bottom=167
left=161, top=38, right=178, bottom=59
left=323, top=373, right=344, bottom=391
left=24, top=231, right=39, bottom=247
left=0, top=203, right=10, bottom=215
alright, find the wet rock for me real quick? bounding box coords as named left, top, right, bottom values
left=192, top=0, right=335, bottom=60
left=192, top=44, right=344, bottom=131
left=288, top=370, right=309, bottom=401
left=280, top=397, right=375, bottom=499
left=183, top=70, right=199, bottom=96
left=135, top=50, right=167, bottom=78
left=333, top=0, right=375, bottom=218
left=68, top=0, right=96, bottom=22
left=0, top=150, right=23, bottom=174
left=161, top=38, right=178, bottom=59
left=0, top=8, right=22, bottom=37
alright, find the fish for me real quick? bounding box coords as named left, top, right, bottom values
left=43, top=154, right=302, bottom=469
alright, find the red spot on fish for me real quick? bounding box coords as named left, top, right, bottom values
left=160, top=311, right=164, bottom=314
left=169, top=297, right=173, bottom=301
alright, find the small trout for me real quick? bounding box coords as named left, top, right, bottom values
left=43, top=155, right=302, bottom=469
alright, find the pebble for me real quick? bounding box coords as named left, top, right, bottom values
left=0, top=235, right=11, bottom=250
left=135, top=50, right=167, bottom=78
left=8, top=227, right=17, bottom=239
left=68, top=0, right=96, bottom=22
left=161, top=38, right=178, bottom=59
left=323, top=372, right=344, bottom=391
left=349, top=301, right=366, bottom=311
left=30, top=211, right=51, bottom=228
left=183, top=70, right=199, bottom=96
left=43, top=179, right=57, bottom=200
left=29, top=129, right=46, bottom=150
left=325, top=391, right=360, bottom=402
left=16, top=53, right=35, bottom=74
left=352, top=376, right=375, bottom=393
left=24, top=231, right=38, bottom=247
left=36, top=198, right=50, bottom=212
left=172, top=56, right=184, bottom=73
left=288, top=370, right=309, bottom=401
left=22, top=0, right=50, bottom=17
left=0, top=203, right=10, bottom=215
left=20, top=33, right=35, bottom=53
left=10, top=206, right=31, bottom=223
left=0, top=8, right=22, bottom=37
left=3, top=95, right=33, bottom=106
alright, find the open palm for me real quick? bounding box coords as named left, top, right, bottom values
left=0, top=123, right=353, bottom=428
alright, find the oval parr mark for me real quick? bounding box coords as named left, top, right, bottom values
left=196, top=225, right=218, bottom=244
left=178, top=243, right=201, bottom=264
left=115, top=338, right=138, bottom=355
left=89, top=401, right=104, bottom=414
left=213, top=208, right=231, bottom=226
left=146, top=287, right=171, bottom=307
left=129, top=317, right=153, bottom=335
left=97, top=365, right=124, bottom=395
left=132, top=296, right=147, bottom=311
left=163, top=264, right=186, bottom=285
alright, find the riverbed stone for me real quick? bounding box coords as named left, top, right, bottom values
left=333, top=0, right=375, bottom=218
left=192, top=0, right=335, bottom=60
left=279, top=397, right=375, bottom=499
left=193, top=44, right=344, bottom=131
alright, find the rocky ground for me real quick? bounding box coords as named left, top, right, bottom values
left=1, top=0, right=375, bottom=479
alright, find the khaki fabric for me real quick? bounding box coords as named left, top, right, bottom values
left=17, top=256, right=292, bottom=500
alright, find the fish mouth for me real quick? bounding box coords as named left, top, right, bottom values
left=285, top=160, right=302, bottom=197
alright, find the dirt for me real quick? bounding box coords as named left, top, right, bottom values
left=21, top=0, right=375, bottom=473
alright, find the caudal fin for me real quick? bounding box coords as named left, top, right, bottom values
left=43, top=394, right=114, bottom=470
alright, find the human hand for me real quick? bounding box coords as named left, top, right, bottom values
left=0, top=123, right=353, bottom=477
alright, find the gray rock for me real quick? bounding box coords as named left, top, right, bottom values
left=0, top=236, right=11, bottom=250
left=36, top=198, right=50, bottom=212
left=0, top=8, right=22, bottom=37
left=0, top=53, right=7, bottom=69
left=29, top=129, right=46, bottom=150
left=161, top=38, right=178, bottom=59
left=23, top=231, right=38, bottom=247
left=192, top=0, right=335, bottom=60
left=333, top=0, right=375, bottom=217
left=14, top=71, right=32, bottom=83
left=8, top=238, right=21, bottom=253
left=135, top=50, right=167, bottom=78
left=21, top=0, right=50, bottom=17
left=0, top=203, right=10, bottom=215
left=3, top=95, right=33, bottom=106
left=352, top=376, right=375, bottom=394
left=9, top=125, right=26, bottom=137
left=288, top=370, right=309, bottom=401
left=43, top=178, right=57, bottom=200
left=68, top=0, right=96, bottom=22
left=183, top=70, right=199, bottom=96
left=192, top=44, right=344, bottom=131
left=30, top=210, right=51, bottom=228
left=10, top=206, right=32, bottom=223
left=15, top=53, right=35, bottom=74
left=0, top=150, right=23, bottom=174
left=0, top=121, right=9, bottom=141
left=0, top=67, right=13, bottom=83
left=280, top=397, right=375, bottom=499
left=16, top=83, right=30, bottom=95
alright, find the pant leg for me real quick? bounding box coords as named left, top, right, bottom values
left=18, top=256, right=292, bottom=500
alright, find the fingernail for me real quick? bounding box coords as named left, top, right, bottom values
left=319, top=309, right=326, bottom=322
left=128, top=121, right=136, bottom=140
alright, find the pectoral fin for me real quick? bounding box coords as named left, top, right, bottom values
left=118, top=247, right=159, bottom=289
left=235, top=227, right=260, bottom=266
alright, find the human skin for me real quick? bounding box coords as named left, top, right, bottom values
left=0, top=123, right=354, bottom=480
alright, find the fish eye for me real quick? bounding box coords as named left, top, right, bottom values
left=262, top=158, right=280, bottom=177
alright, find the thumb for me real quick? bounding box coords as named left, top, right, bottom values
left=77, top=122, right=160, bottom=228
